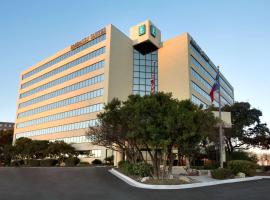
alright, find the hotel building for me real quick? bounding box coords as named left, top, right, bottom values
left=14, top=20, right=234, bottom=162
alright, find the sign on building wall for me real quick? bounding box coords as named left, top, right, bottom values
left=138, top=24, right=146, bottom=36
left=150, top=25, right=157, bottom=37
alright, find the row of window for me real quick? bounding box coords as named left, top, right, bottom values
left=50, top=135, right=93, bottom=144
left=190, top=44, right=217, bottom=75
left=134, top=59, right=158, bottom=66
left=191, top=68, right=233, bottom=105
left=190, top=55, right=234, bottom=98
left=133, top=65, right=158, bottom=73
left=21, top=47, right=105, bottom=89
left=191, top=95, right=207, bottom=109
left=133, top=85, right=158, bottom=92
left=18, top=88, right=104, bottom=119
left=133, top=90, right=158, bottom=96
left=15, top=119, right=98, bottom=139
left=191, top=81, right=219, bottom=107
left=22, top=34, right=106, bottom=80
left=133, top=71, right=158, bottom=79
left=21, top=60, right=104, bottom=99
left=133, top=78, right=158, bottom=86
left=133, top=49, right=158, bottom=96
left=17, top=103, right=104, bottom=128
left=190, top=47, right=234, bottom=95
left=20, top=73, right=104, bottom=108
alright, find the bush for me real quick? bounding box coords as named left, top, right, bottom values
left=78, top=162, right=90, bottom=167
left=132, top=162, right=153, bottom=177
left=40, top=159, right=58, bottom=167
left=10, top=160, right=24, bottom=167
left=262, top=166, right=270, bottom=172
left=118, top=161, right=153, bottom=177
left=227, top=160, right=257, bottom=176
left=28, top=159, right=40, bottom=167
left=104, top=155, right=114, bottom=165
left=65, top=157, right=80, bottom=167
left=118, top=161, right=134, bottom=175
left=227, top=151, right=257, bottom=163
left=211, top=168, right=234, bottom=180
left=92, top=159, right=102, bottom=165
left=204, top=162, right=220, bottom=170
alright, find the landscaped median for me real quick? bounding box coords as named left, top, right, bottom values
left=109, top=168, right=269, bottom=190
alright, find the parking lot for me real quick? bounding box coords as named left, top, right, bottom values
left=0, top=167, right=269, bottom=200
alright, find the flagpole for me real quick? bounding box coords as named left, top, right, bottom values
left=217, top=66, right=225, bottom=168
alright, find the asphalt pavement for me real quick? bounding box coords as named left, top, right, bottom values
left=0, top=167, right=269, bottom=200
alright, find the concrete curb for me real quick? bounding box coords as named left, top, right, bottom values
left=109, top=168, right=270, bottom=190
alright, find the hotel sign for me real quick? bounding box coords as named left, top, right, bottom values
left=150, top=25, right=157, bottom=37
left=138, top=25, right=146, bottom=36
left=71, top=28, right=106, bottom=50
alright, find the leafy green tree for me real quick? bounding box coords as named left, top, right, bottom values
left=0, top=130, right=14, bottom=165
left=87, top=92, right=217, bottom=179
left=14, top=138, right=49, bottom=159
left=222, top=102, right=270, bottom=153
left=0, top=130, right=13, bottom=146
left=46, top=141, right=76, bottom=160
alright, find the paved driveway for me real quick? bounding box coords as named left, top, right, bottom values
left=0, top=167, right=269, bottom=200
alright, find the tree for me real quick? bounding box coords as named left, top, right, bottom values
left=222, top=102, right=270, bottom=153
left=87, top=92, right=218, bottom=178
left=171, top=100, right=217, bottom=168
left=0, top=130, right=14, bottom=165
left=0, top=130, right=13, bottom=146
left=14, top=138, right=49, bottom=159
left=46, top=141, right=76, bottom=160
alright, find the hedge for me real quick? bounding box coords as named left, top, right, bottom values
left=227, top=160, right=257, bottom=176
left=211, top=168, right=234, bottom=180
left=28, top=159, right=40, bottom=167
left=40, top=159, right=58, bottom=167
left=64, top=157, right=80, bottom=166
left=118, top=161, right=153, bottom=177
left=92, top=159, right=102, bottom=165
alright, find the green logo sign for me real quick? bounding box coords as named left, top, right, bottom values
left=150, top=25, right=157, bottom=37
left=138, top=25, right=146, bottom=36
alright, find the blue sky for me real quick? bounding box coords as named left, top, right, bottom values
left=0, top=0, right=269, bottom=125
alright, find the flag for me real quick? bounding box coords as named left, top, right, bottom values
left=209, top=72, right=220, bottom=103
left=151, top=72, right=155, bottom=95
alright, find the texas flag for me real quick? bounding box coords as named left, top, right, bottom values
left=209, top=72, right=220, bottom=103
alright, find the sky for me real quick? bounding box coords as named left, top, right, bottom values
left=0, top=0, right=269, bottom=126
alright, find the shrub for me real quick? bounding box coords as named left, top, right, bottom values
left=227, top=160, right=257, bottom=176
left=118, top=161, right=153, bottom=177
left=10, top=160, right=24, bottom=167
left=204, top=162, right=219, bottom=170
left=104, top=155, right=114, bottom=165
left=118, top=161, right=134, bottom=175
left=65, top=157, right=80, bottom=167
left=227, top=151, right=258, bottom=163
left=78, top=162, right=90, bottom=167
left=262, top=166, right=270, bottom=172
left=132, top=162, right=153, bottom=177
left=92, top=159, right=102, bottom=165
left=211, top=168, right=234, bottom=180
left=28, top=159, right=40, bottom=167
left=40, top=159, right=58, bottom=167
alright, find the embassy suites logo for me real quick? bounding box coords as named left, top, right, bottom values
left=138, top=24, right=157, bottom=38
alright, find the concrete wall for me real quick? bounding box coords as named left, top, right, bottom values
left=158, top=33, right=190, bottom=100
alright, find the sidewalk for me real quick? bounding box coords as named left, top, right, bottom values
left=109, top=168, right=270, bottom=190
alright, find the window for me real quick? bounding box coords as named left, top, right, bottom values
left=21, top=47, right=105, bottom=90
left=132, top=49, right=158, bottom=96
left=18, top=88, right=104, bottom=119
left=22, top=34, right=106, bottom=80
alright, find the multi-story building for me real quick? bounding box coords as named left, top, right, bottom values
left=0, top=122, right=14, bottom=132
left=14, top=20, right=234, bottom=163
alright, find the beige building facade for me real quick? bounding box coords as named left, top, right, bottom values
left=14, top=20, right=234, bottom=163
